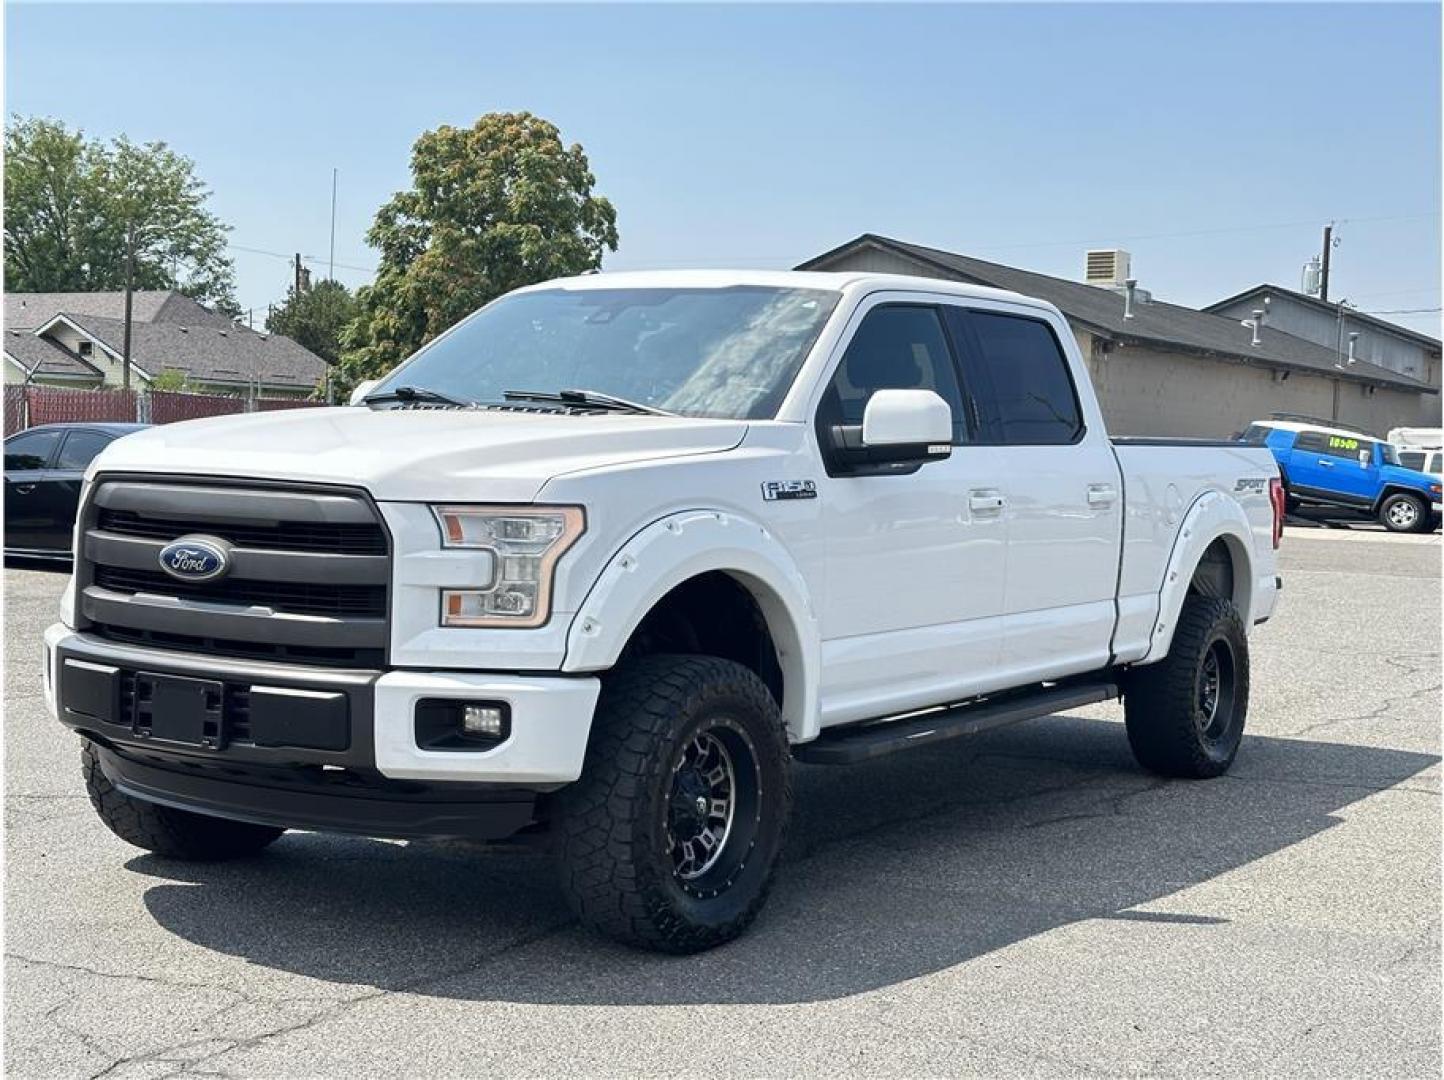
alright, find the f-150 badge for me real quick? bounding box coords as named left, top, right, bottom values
left=762, top=480, right=817, bottom=501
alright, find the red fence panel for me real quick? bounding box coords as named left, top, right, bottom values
left=256, top=397, right=326, bottom=412
left=4, top=390, right=27, bottom=436
left=148, top=391, right=246, bottom=425
left=25, top=387, right=137, bottom=427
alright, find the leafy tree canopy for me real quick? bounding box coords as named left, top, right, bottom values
left=3, top=115, right=238, bottom=314
left=340, top=112, right=618, bottom=384
left=266, top=278, right=358, bottom=366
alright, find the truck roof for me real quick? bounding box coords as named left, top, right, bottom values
left=516, top=268, right=1040, bottom=307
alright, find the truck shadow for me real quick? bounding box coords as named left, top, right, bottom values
left=128, top=714, right=1438, bottom=1006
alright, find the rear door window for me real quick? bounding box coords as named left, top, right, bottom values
left=55, top=430, right=114, bottom=471
left=949, top=310, right=1084, bottom=445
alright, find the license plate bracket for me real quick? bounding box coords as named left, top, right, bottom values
left=135, top=672, right=225, bottom=749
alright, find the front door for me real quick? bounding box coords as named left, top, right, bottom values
left=4, top=428, right=65, bottom=552
left=1288, top=430, right=1375, bottom=505
left=810, top=296, right=1007, bottom=727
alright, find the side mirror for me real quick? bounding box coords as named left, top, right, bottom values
left=349, top=379, right=380, bottom=407
left=823, top=389, right=953, bottom=475
left=863, top=389, right=953, bottom=449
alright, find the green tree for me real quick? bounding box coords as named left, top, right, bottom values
left=3, top=116, right=237, bottom=313
left=148, top=369, right=189, bottom=391
left=340, top=112, right=618, bottom=384
left=266, top=279, right=358, bottom=365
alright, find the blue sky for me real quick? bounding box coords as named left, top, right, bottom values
left=7, top=3, right=1440, bottom=337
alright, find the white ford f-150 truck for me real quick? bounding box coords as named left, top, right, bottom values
left=45, top=270, right=1284, bottom=952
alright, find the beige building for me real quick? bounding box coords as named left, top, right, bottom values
left=799, top=235, right=1439, bottom=439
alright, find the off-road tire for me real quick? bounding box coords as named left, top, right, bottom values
left=1124, top=596, right=1249, bottom=779
left=82, top=741, right=284, bottom=859
left=1379, top=492, right=1430, bottom=534
left=553, top=655, right=792, bottom=953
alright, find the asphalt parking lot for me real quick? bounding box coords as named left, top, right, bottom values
left=4, top=526, right=1440, bottom=1078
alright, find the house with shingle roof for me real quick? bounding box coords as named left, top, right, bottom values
left=3, top=290, right=326, bottom=397
left=799, top=234, right=1439, bottom=437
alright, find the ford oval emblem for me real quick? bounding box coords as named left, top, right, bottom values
left=157, top=535, right=231, bottom=582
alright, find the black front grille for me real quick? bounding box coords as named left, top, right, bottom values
left=97, top=508, right=386, bottom=555
left=94, top=565, right=385, bottom=619
left=93, top=623, right=385, bottom=670
left=80, top=478, right=390, bottom=668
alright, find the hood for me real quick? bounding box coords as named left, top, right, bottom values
left=92, top=406, right=748, bottom=502
left=1381, top=463, right=1443, bottom=491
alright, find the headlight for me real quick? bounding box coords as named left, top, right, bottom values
left=430, top=505, right=585, bottom=628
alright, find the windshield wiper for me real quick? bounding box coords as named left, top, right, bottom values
left=363, top=385, right=477, bottom=409
left=502, top=388, right=675, bottom=416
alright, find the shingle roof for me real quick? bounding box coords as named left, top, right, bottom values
left=4, top=290, right=233, bottom=331
left=3, top=329, right=104, bottom=380
left=798, top=234, right=1435, bottom=394
left=60, top=315, right=326, bottom=391
left=1203, top=283, right=1442, bottom=351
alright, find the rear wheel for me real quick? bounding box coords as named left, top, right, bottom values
left=553, top=655, right=791, bottom=953
left=1379, top=492, right=1430, bottom=533
left=82, top=741, right=284, bottom=860
left=1124, top=596, right=1249, bottom=779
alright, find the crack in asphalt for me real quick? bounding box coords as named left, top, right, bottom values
left=12, top=917, right=582, bottom=1080
left=1285, top=682, right=1442, bottom=738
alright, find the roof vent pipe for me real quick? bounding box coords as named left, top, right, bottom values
left=1250, top=309, right=1265, bottom=347
left=1123, top=278, right=1137, bottom=319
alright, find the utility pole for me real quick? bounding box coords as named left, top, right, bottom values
left=1320, top=223, right=1333, bottom=303
left=122, top=222, right=136, bottom=391
left=329, top=168, right=338, bottom=282
left=294, top=253, right=304, bottom=298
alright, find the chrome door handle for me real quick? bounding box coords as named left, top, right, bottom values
left=1317, top=459, right=1334, bottom=467
left=1087, top=483, right=1118, bottom=506
left=968, top=489, right=1005, bottom=513
left=13, top=484, right=35, bottom=495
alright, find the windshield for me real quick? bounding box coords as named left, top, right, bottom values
left=372, top=285, right=841, bottom=420
left=1380, top=442, right=1400, bottom=466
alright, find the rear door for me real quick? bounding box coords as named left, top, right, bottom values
left=3, top=428, right=65, bottom=552
left=43, top=429, right=117, bottom=551
left=945, top=305, right=1123, bottom=684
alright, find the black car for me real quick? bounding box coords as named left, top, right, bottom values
left=4, top=423, right=150, bottom=559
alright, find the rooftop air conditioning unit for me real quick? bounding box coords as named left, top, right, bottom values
left=1085, top=249, right=1131, bottom=288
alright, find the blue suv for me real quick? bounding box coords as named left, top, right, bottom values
left=1242, top=421, right=1441, bottom=533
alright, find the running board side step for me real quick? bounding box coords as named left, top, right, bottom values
left=793, top=680, right=1120, bottom=765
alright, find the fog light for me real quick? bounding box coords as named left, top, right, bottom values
left=415, top=699, right=511, bottom=751
left=462, top=704, right=506, bottom=739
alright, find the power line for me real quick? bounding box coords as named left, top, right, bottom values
left=228, top=242, right=376, bottom=275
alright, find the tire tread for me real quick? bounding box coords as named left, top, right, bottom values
left=82, top=741, right=284, bottom=860
left=553, top=655, right=791, bottom=953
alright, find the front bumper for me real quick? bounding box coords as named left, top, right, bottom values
left=45, top=624, right=600, bottom=837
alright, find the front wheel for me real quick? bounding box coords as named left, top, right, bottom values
left=82, top=741, right=284, bottom=859
left=1379, top=492, right=1430, bottom=533
left=1124, top=596, right=1249, bottom=779
left=553, top=655, right=792, bottom=953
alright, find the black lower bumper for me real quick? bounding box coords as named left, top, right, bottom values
left=93, top=743, right=539, bottom=841
left=55, top=636, right=541, bottom=842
